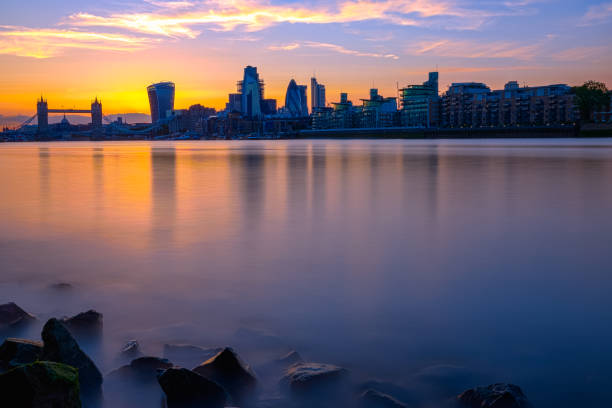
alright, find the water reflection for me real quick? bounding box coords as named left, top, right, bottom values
left=0, top=140, right=611, bottom=408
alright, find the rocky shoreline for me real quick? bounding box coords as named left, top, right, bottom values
left=0, top=302, right=534, bottom=408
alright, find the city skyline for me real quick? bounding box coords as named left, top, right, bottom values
left=1, top=0, right=611, bottom=117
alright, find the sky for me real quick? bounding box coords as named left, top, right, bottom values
left=0, top=0, right=611, bottom=116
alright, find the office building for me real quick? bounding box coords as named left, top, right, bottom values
left=285, top=79, right=308, bottom=117
left=311, top=77, right=326, bottom=111
left=400, top=72, right=440, bottom=127
left=238, top=66, right=264, bottom=118
left=147, top=82, right=175, bottom=123
left=226, top=93, right=242, bottom=113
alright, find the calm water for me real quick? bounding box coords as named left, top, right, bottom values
left=1, top=140, right=611, bottom=407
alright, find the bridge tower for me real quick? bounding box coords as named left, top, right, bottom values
left=91, top=97, right=102, bottom=129
left=37, top=96, right=48, bottom=132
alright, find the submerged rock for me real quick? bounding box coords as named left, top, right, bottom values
left=280, top=362, right=349, bottom=402
left=163, top=344, right=221, bottom=369
left=276, top=351, right=303, bottom=367
left=120, top=340, right=142, bottom=359
left=108, top=356, right=173, bottom=383
left=0, top=302, right=36, bottom=328
left=358, top=389, right=407, bottom=408
left=0, top=338, right=43, bottom=371
left=457, top=383, right=533, bottom=408
left=158, top=367, right=227, bottom=408
left=40, top=318, right=103, bottom=392
left=49, top=282, right=73, bottom=291
left=0, top=361, right=80, bottom=408
left=62, top=310, right=103, bottom=334
left=105, top=356, right=173, bottom=408
left=193, top=347, right=258, bottom=405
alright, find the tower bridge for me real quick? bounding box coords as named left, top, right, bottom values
left=35, top=96, right=103, bottom=132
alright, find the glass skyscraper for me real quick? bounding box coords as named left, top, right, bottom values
left=238, top=66, right=264, bottom=118
left=147, top=82, right=175, bottom=123
left=285, top=79, right=308, bottom=117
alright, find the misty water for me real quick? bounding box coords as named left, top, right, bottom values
left=1, top=139, right=611, bottom=407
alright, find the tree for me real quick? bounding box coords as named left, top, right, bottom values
left=572, top=81, right=610, bottom=121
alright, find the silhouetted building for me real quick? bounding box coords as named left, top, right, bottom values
left=311, top=77, right=326, bottom=111
left=37, top=96, right=48, bottom=133
left=442, top=81, right=576, bottom=127
left=148, top=82, right=175, bottom=123
left=91, top=98, right=102, bottom=129
left=285, top=79, right=309, bottom=117
left=262, top=99, right=277, bottom=115
left=359, top=89, right=398, bottom=128
left=226, top=93, right=242, bottom=113
left=239, top=66, right=264, bottom=118
left=400, top=72, right=440, bottom=127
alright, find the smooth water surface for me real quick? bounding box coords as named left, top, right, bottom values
left=1, top=140, right=611, bottom=407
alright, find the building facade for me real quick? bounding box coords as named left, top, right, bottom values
left=91, top=98, right=102, bottom=129
left=441, top=81, right=576, bottom=128
left=147, top=82, right=175, bottom=123
left=400, top=72, right=440, bottom=128
left=238, top=66, right=264, bottom=118
left=285, top=79, right=309, bottom=117
left=311, top=77, right=326, bottom=111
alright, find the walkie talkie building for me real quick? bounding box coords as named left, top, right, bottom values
left=147, top=82, right=175, bottom=123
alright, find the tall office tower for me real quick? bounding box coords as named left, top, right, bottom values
left=227, top=93, right=242, bottom=112
left=147, top=82, right=175, bottom=123
left=37, top=96, right=48, bottom=132
left=424, top=72, right=439, bottom=95
left=311, top=77, right=326, bottom=111
left=239, top=66, right=264, bottom=118
left=91, top=98, right=103, bottom=129
left=285, top=80, right=308, bottom=117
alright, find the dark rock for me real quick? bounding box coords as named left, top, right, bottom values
left=356, top=381, right=416, bottom=407
left=0, top=361, right=80, bottom=408
left=158, top=367, right=227, bottom=408
left=358, top=389, right=407, bottom=408
left=457, top=383, right=533, bottom=408
left=277, top=350, right=303, bottom=367
left=280, top=362, right=349, bottom=399
left=163, top=344, right=221, bottom=369
left=49, top=282, right=73, bottom=290
left=108, top=356, right=173, bottom=383
left=41, top=318, right=103, bottom=392
left=105, top=356, right=173, bottom=408
left=0, top=338, right=43, bottom=370
left=62, top=310, right=103, bottom=334
left=0, top=302, right=36, bottom=328
left=193, top=347, right=257, bottom=405
left=120, top=340, right=142, bottom=359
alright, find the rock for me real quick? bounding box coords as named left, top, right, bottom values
left=121, top=340, right=142, bottom=359
left=41, top=318, right=103, bottom=392
left=0, top=338, right=43, bottom=371
left=356, top=381, right=415, bottom=407
left=49, top=282, right=73, bottom=290
left=276, top=351, right=303, bottom=367
left=457, top=383, right=533, bottom=408
left=105, top=357, right=173, bottom=408
left=0, top=361, right=80, bottom=408
left=280, top=362, right=349, bottom=399
left=193, top=347, right=257, bottom=405
left=0, top=302, right=36, bottom=328
left=108, top=356, right=173, bottom=383
left=158, top=367, right=227, bottom=408
left=358, top=389, right=407, bottom=408
left=163, top=344, right=222, bottom=369
left=62, top=310, right=103, bottom=334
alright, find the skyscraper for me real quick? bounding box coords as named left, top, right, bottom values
left=311, top=77, right=326, bottom=111
left=285, top=79, right=308, bottom=117
left=239, top=66, right=264, bottom=118
left=91, top=98, right=102, bottom=129
left=147, top=82, right=175, bottom=123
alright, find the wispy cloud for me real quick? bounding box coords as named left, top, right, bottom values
left=579, top=2, right=612, bottom=26
left=410, top=39, right=541, bottom=60
left=551, top=46, right=609, bottom=61
left=64, top=0, right=525, bottom=37
left=0, top=25, right=154, bottom=58
left=269, top=41, right=399, bottom=59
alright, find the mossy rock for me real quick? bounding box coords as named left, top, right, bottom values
left=0, top=360, right=81, bottom=407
